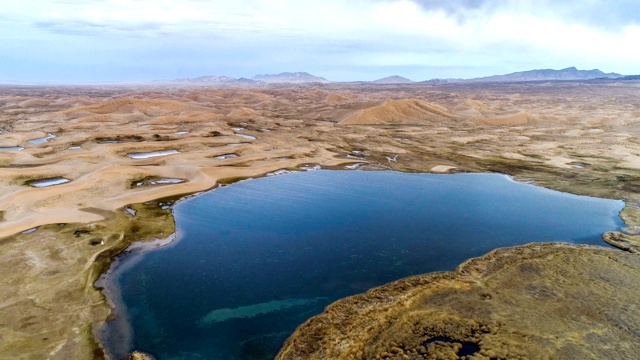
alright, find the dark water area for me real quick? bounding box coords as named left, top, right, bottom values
left=100, top=171, right=624, bottom=360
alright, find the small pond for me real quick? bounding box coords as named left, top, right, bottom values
left=133, top=178, right=185, bottom=187
left=235, top=134, right=257, bottom=140
left=28, top=177, right=71, bottom=188
left=127, top=150, right=180, bottom=159
left=28, top=133, right=56, bottom=144
left=216, top=153, right=240, bottom=160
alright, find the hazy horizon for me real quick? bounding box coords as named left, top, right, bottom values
left=2, top=1, right=639, bottom=83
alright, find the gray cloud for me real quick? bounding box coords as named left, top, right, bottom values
left=559, top=0, right=640, bottom=28
left=410, top=0, right=640, bottom=28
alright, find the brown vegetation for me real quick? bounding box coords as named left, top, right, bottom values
left=277, top=243, right=640, bottom=360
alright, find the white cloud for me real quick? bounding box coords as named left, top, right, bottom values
left=1, top=0, right=638, bottom=81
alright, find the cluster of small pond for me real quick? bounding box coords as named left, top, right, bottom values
left=0, top=133, right=56, bottom=151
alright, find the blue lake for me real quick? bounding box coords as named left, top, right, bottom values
left=100, top=171, right=624, bottom=359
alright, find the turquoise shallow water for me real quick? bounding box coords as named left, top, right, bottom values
left=100, top=171, right=624, bottom=359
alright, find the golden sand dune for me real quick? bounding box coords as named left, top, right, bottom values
left=145, top=112, right=225, bottom=125
left=339, top=99, right=453, bottom=125
left=218, top=90, right=276, bottom=105
left=225, top=106, right=260, bottom=119
left=476, top=112, right=532, bottom=125
left=466, top=98, right=490, bottom=111
left=452, top=99, right=533, bottom=126
left=293, top=89, right=330, bottom=102
left=325, top=93, right=348, bottom=103
left=452, top=99, right=490, bottom=117
left=19, top=98, right=52, bottom=108
left=64, top=98, right=192, bottom=116
left=74, top=114, right=113, bottom=123
left=325, top=91, right=359, bottom=103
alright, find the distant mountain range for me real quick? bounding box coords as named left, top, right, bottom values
left=371, top=75, right=413, bottom=84
left=464, top=67, right=623, bottom=83
left=165, top=67, right=631, bottom=85
left=170, top=76, right=259, bottom=85
left=252, top=72, right=329, bottom=83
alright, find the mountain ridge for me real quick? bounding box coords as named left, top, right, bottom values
left=465, top=66, right=623, bottom=83
left=157, top=67, right=628, bottom=85
left=252, top=72, right=329, bottom=83
left=371, top=75, right=414, bottom=84
left=168, top=76, right=260, bottom=85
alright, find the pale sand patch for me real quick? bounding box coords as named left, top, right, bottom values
left=607, top=145, right=640, bottom=169
left=430, top=165, right=457, bottom=173
left=450, top=134, right=497, bottom=144
left=618, top=156, right=640, bottom=169
left=475, top=112, right=532, bottom=126
left=563, top=129, right=583, bottom=137
left=501, top=152, right=527, bottom=160
left=545, top=156, right=576, bottom=169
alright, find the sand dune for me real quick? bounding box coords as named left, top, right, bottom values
left=476, top=112, right=532, bottom=125
left=225, top=106, right=260, bottom=119
left=19, top=99, right=51, bottom=107
left=218, top=91, right=276, bottom=105
left=450, top=99, right=533, bottom=125
left=452, top=99, right=489, bottom=117
left=64, top=98, right=191, bottom=116
left=325, top=91, right=359, bottom=103
left=339, top=99, right=452, bottom=125
left=146, top=112, right=225, bottom=125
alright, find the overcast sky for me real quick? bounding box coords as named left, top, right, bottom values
left=1, top=0, right=639, bottom=83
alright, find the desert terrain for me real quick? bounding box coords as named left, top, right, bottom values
left=1, top=80, right=640, bottom=359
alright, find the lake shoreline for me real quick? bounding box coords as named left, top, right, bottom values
left=94, top=234, right=178, bottom=360
left=95, top=170, right=627, bottom=359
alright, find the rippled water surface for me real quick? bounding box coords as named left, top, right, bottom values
left=101, top=171, right=623, bottom=359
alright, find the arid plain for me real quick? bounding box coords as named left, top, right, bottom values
left=1, top=80, right=640, bottom=359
